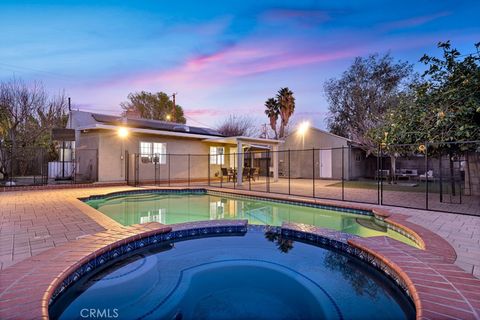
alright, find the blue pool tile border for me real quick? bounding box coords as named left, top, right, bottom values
left=49, top=221, right=247, bottom=306
left=78, top=188, right=422, bottom=247
left=278, top=222, right=412, bottom=300
left=79, top=188, right=372, bottom=216
left=48, top=220, right=414, bottom=313
left=206, top=190, right=371, bottom=216
left=78, top=188, right=207, bottom=202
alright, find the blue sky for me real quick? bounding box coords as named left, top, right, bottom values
left=1, top=0, right=479, bottom=130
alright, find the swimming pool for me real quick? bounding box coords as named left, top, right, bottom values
left=85, top=190, right=418, bottom=247
left=49, top=226, right=415, bottom=320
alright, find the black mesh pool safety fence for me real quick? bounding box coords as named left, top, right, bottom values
left=125, top=141, right=480, bottom=216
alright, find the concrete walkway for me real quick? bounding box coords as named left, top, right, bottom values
left=0, top=185, right=479, bottom=278
left=207, top=178, right=480, bottom=215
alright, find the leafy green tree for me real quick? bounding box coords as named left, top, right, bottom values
left=375, top=42, right=480, bottom=146
left=120, top=91, right=186, bottom=123
left=370, top=42, right=480, bottom=190
left=416, top=41, right=480, bottom=144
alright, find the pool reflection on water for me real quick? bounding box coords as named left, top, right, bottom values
left=50, top=227, right=416, bottom=320
left=86, top=193, right=418, bottom=247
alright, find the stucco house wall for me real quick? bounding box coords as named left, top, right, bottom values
left=70, top=110, right=280, bottom=183
left=279, top=127, right=354, bottom=180
left=76, top=130, right=237, bottom=183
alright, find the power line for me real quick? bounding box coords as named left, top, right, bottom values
left=0, top=62, right=71, bottom=80
left=183, top=114, right=215, bottom=128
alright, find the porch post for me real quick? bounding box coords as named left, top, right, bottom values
left=272, top=144, right=279, bottom=182
left=237, top=141, right=243, bottom=186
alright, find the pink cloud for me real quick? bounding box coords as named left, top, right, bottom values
left=101, top=39, right=362, bottom=91
left=226, top=48, right=361, bottom=77
left=95, top=29, right=447, bottom=96
left=381, top=11, right=451, bottom=31
left=185, top=108, right=227, bottom=117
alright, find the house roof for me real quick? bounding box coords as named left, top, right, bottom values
left=203, top=136, right=281, bottom=146
left=69, top=110, right=224, bottom=137
left=69, top=111, right=282, bottom=145
left=283, top=126, right=352, bottom=142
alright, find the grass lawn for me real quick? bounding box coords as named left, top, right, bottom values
left=326, top=179, right=462, bottom=194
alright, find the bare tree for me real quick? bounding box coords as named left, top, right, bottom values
left=0, top=78, right=47, bottom=147
left=324, top=53, right=413, bottom=150
left=0, top=78, right=68, bottom=180
left=216, top=115, right=259, bottom=137
left=324, top=53, right=413, bottom=183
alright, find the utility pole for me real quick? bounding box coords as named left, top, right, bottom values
left=171, top=92, right=177, bottom=122
left=68, top=97, right=72, bottom=129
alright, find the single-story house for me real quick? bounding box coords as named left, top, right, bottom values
left=279, top=126, right=366, bottom=180
left=68, top=110, right=281, bottom=184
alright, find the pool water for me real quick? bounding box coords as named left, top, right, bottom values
left=50, top=228, right=415, bottom=320
left=86, top=192, right=417, bottom=247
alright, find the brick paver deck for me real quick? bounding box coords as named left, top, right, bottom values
left=1, top=185, right=479, bottom=278
left=0, top=219, right=478, bottom=319
left=0, top=222, right=172, bottom=319
left=350, top=236, right=480, bottom=320
left=0, top=186, right=137, bottom=270
left=205, top=178, right=480, bottom=215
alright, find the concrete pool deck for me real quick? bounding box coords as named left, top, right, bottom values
left=1, top=185, right=479, bottom=278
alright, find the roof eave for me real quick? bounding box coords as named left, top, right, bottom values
left=77, top=124, right=224, bottom=139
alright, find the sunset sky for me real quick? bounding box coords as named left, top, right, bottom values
left=1, top=0, right=479, bottom=129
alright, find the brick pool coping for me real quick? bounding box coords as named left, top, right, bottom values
left=0, top=188, right=476, bottom=319
left=1, top=221, right=478, bottom=320
left=203, top=186, right=458, bottom=263
left=85, top=186, right=456, bottom=262
left=282, top=222, right=480, bottom=319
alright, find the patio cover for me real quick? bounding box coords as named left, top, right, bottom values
left=203, top=136, right=282, bottom=185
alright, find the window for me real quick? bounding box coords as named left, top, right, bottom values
left=139, top=142, right=166, bottom=164
left=210, top=146, right=225, bottom=165
left=209, top=201, right=224, bottom=219
left=140, top=209, right=166, bottom=224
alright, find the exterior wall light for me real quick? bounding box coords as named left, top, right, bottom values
left=118, top=127, right=129, bottom=138
left=298, top=121, right=310, bottom=136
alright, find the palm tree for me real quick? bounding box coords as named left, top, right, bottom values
left=276, top=87, right=295, bottom=138
left=264, top=98, right=279, bottom=139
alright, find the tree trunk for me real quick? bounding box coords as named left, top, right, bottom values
left=0, top=149, right=9, bottom=181
left=279, top=122, right=285, bottom=139
left=390, top=155, right=397, bottom=184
